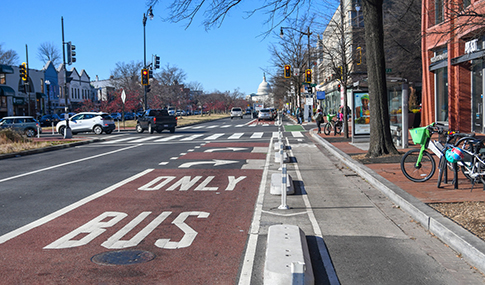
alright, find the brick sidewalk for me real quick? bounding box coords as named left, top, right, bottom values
left=314, top=128, right=485, bottom=204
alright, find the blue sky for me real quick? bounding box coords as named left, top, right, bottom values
left=1, top=0, right=289, bottom=95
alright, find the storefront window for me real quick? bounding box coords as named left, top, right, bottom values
left=472, top=59, right=483, bottom=132
left=435, top=67, right=448, bottom=123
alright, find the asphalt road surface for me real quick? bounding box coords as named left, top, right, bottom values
left=0, top=116, right=484, bottom=284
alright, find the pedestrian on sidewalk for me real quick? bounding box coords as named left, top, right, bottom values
left=313, top=109, right=324, bottom=133
left=297, top=107, right=303, bottom=124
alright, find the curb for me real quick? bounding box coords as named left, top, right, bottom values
left=310, top=131, right=485, bottom=274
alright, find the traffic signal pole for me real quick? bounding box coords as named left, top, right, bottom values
left=61, top=16, right=72, bottom=139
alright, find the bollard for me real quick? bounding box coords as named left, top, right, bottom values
left=52, top=122, right=55, bottom=135
left=278, top=164, right=289, bottom=209
left=117, top=120, right=120, bottom=132
left=37, top=125, right=40, bottom=138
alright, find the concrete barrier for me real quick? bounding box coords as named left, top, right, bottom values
left=264, top=224, right=314, bottom=285
left=270, top=173, right=294, bottom=195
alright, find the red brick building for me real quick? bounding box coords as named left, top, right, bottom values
left=422, top=0, right=485, bottom=132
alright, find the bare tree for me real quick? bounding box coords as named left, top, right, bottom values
left=109, top=61, right=145, bottom=107
left=152, top=0, right=395, bottom=157
left=37, top=42, right=61, bottom=66
left=0, top=43, right=19, bottom=65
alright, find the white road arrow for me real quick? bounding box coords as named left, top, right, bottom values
left=178, top=160, right=239, bottom=168
left=204, top=147, right=248, bottom=153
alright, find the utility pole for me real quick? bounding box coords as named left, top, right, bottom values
left=340, top=0, right=349, bottom=138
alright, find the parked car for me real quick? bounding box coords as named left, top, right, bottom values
left=176, top=110, right=186, bottom=116
left=193, top=110, right=201, bottom=115
left=39, top=114, right=61, bottom=127
left=0, top=116, right=42, bottom=137
left=110, top=112, right=122, bottom=121
left=59, top=112, right=76, bottom=121
left=230, top=107, right=244, bottom=119
left=124, top=112, right=135, bottom=120
left=56, top=112, right=115, bottom=135
left=257, top=108, right=273, bottom=121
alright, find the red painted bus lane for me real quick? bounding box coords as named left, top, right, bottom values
left=0, top=168, right=262, bottom=284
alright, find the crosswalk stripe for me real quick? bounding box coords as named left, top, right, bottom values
left=291, top=131, right=304, bottom=138
left=206, top=125, right=219, bottom=129
left=250, top=132, right=264, bottom=139
left=154, top=135, right=184, bottom=142
left=180, top=134, right=204, bottom=141
left=130, top=137, right=159, bottom=143
left=272, top=132, right=279, bottom=138
left=221, top=125, right=231, bottom=128
left=103, top=137, right=140, bottom=144
left=228, top=133, right=244, bottom=139
left=204, top=133, right=225, bottom=140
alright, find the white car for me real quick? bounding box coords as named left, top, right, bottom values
left=56, top=112, right=115, bottom=135
left=230, top=107, right=243, bottom=119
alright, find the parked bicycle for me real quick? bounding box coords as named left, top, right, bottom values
left=400, top=123, right=474, bottom=182
left=323, top=114, right=342, bottom=136
left=447, top=137, right=485, bottom=191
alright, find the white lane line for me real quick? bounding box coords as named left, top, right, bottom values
left=221, top=125, right=231, bottom=128
left=0, top=169, right=154, bottom=244
left=237, top=137, right=273, bottom=285
left=206, top=125, right=219, bottom=129
left=285, top=137, right=340, bottom=285
left=250, top=132, right=264, bottom=139
left=0, top=145, right=142, bottom=184
left=228, top=133, right=244, bottom=139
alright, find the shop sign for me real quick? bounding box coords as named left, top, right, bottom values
left=13, top=97, right=25, bottom=105
left=465, top=39, right=479, bottom=54
left=430, top=51, right=448, bottom=63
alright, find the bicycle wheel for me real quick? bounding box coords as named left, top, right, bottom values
left=400, top=149, right=436, bottom=182
left=335, top=122, right=342, bottom=135
left=323, top=123, right=332, bottom=135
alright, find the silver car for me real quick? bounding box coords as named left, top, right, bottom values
left=231, top=107, right=243, bottom=119
left=0, top=116, right=42, bottom=137
left=257, top=108, right=272, bottom=121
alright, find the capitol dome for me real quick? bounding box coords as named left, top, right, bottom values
left=256, top=73, right=272, bottom=96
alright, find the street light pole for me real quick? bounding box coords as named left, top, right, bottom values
left=143, top=6, right=153, bottom=111
left=280, top=26, right=312, bottom=118
left=45, top=80, right=50, bottom=115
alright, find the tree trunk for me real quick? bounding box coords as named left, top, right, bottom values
left=362, top=0, right=399, bottom=157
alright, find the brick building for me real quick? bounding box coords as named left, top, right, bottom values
left=422, top=0, right=485, bottom=132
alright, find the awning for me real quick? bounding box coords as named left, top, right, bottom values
left=0, top=86, right=15, bottom=96
left=36, top=92, right=46, bottom=99
left=0, top=65, right=14, bottom=74
left=451, top=49, right=485, bottom=65
left=429, top=59, right=448, bottom=72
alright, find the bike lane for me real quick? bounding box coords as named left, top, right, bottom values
left=0, top=142, right=268, bottom=284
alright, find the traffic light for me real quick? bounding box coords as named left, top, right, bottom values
left=67, top=41, right=76, bottom=65
left=149, top=69, right=153, bottom=79
left=305, top=69, right=312, bottom=83
left=146, top=85, right=151, bottom=93
left=154, top=55, right=160, bottom=69
left=284, top=65, right=291, bottom=78
left=19, top=62, right=27, bottom=81
left=141, top=68, right=149, bottom=85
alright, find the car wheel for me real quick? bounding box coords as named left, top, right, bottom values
left=148, top=123, right=154, bottom=134
left=170, top=127, right=175, bottom=133
left=25, top=128, right=36, bottom=137
left=136, top=123, right=144, bottom=133
left=58, top=126, right=65, bottom=136
left=93, top=125, right=103, bottom=135
left=156, top=130, right=162, bottom=133
left=231, top=117, right=233, bottom=119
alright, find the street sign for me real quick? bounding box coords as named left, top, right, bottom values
left=121, top=90, right=126, bottom=104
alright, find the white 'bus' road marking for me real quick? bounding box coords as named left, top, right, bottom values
left=0, top=144, right=142, bottom=184
left=0, top=168, right=154, bottom=244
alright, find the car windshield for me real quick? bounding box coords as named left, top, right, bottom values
left=232, top=108, right=242, bottom=111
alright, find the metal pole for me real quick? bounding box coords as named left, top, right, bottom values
left=143, top=14, right=147, bottom=111
left=61, top=16, right=72, bottom=138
